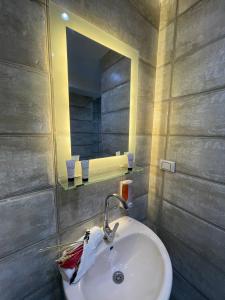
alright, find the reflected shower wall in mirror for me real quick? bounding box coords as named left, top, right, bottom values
left=66, top=28, right=131, bottom=160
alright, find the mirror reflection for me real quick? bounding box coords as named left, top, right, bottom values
left=66, top=28, right=131, bottom=160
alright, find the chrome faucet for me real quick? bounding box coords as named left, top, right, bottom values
left=103, top=193, right=128, bottom=242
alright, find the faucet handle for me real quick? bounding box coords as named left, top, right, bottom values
left=103, top=222, right=119, bottom=242
left=111, top=222, right=119, bottom=239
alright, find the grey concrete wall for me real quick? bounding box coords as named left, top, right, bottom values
left=0, top=0, right=61, bottom=299
left=100, top=51, right=130, bottom=156
left=0, top=0, right=158, bottom=299
left=149, top=1, right=225, bottom=299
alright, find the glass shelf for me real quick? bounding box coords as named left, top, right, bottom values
left=58, top=166, right=144, bottom=191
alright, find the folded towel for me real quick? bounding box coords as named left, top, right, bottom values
left=73, top=226, right=103, bottom=284
left=58, top=266, right=76, bottom=282
left=57, top=226, right=103, bottom=284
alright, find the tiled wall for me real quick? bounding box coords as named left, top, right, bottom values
left=101, top=51, right=130, bottom=156
left=149, top=0, right=225, bottom=299
left=0, top=0, right=61, bottom=299
left=0, top=0, right=159, bottom=299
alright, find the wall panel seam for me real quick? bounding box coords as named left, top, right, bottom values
left=0, top=58, right=49, bottom=76
left=59, top=208, right=118, bottom=235
left=139, top=57, right=157, bottom=70
left=0, top=186, right=55, bottom=204
left=128, top=1, right=159, bottom=31
left=0, top=233, right=58, bottom=263
left=46, top=1, right=60, bottom=244
left=175, top=33, right=225, bottom=63
left=177, top=0, right=202, bottom=18
left=165, top=169, right=225, bottom=187
left=102, top=80, right=130, bottom=94
left=159, top=84, right=225, bottom=102
left=159, top=227, right=225, bottom=280
left=172, top=268, right=210, bottom=300
left=168, top=168, right=225, bottom=186
left=101, top=107, right=129, bottom=115
left=102, top=56, right=125, bottom=72
left=0, top=185, right=55, bottom=203
left=0, top=133, right=52, bottom=137
left=166, top=134, right=225, bottom=139
left=155, top=0, right=179, bottom=233
left=163, top=198, right=225, bottom=233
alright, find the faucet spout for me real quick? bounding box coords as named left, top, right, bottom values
left=103, top=193, right=128, bottom=242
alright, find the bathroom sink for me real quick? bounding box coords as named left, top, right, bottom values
left=63, top=216, right=172, bottom=300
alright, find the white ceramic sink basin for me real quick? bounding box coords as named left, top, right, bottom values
left=63, top=216, right=172, bottom=300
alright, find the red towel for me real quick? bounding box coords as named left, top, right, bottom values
left=58, top=244, right=84, bottom=269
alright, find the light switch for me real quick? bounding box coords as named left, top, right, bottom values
left=160, top=159, right=176, bottom=173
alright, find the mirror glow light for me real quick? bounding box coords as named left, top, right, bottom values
left=61, top=12, right=69, bottom=21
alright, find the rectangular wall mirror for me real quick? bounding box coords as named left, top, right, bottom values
left=67, top=29, right=131, bottom=160
left=49, top=2, right=138, bottom=179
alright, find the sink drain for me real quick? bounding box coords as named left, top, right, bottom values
left=113, top=271, right=124, bottom=284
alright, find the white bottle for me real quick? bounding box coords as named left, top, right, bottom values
left=66, top=159, right=75, bottom=181
left=127, top=153, right=134, bottom=171
left=81, top=160, right=89, bottom=182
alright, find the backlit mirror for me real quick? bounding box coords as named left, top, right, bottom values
left=49, top=2, right=138, bottom=179
left=66, top=28, right=131, bottom=160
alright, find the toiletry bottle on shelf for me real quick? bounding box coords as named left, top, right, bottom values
left=66, top=159, right=75, bottom=182
left=81, top=160, right=89, bottom=182
left=127, top=152, right=134, bottom=171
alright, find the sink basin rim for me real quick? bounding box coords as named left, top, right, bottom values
left=63, top=216, right=172, bottom=300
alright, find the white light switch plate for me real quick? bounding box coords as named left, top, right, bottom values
left=160, top=159, right=176, bottom=173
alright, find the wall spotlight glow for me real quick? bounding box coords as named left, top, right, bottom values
left=61, top=12, right=69, bottom=21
